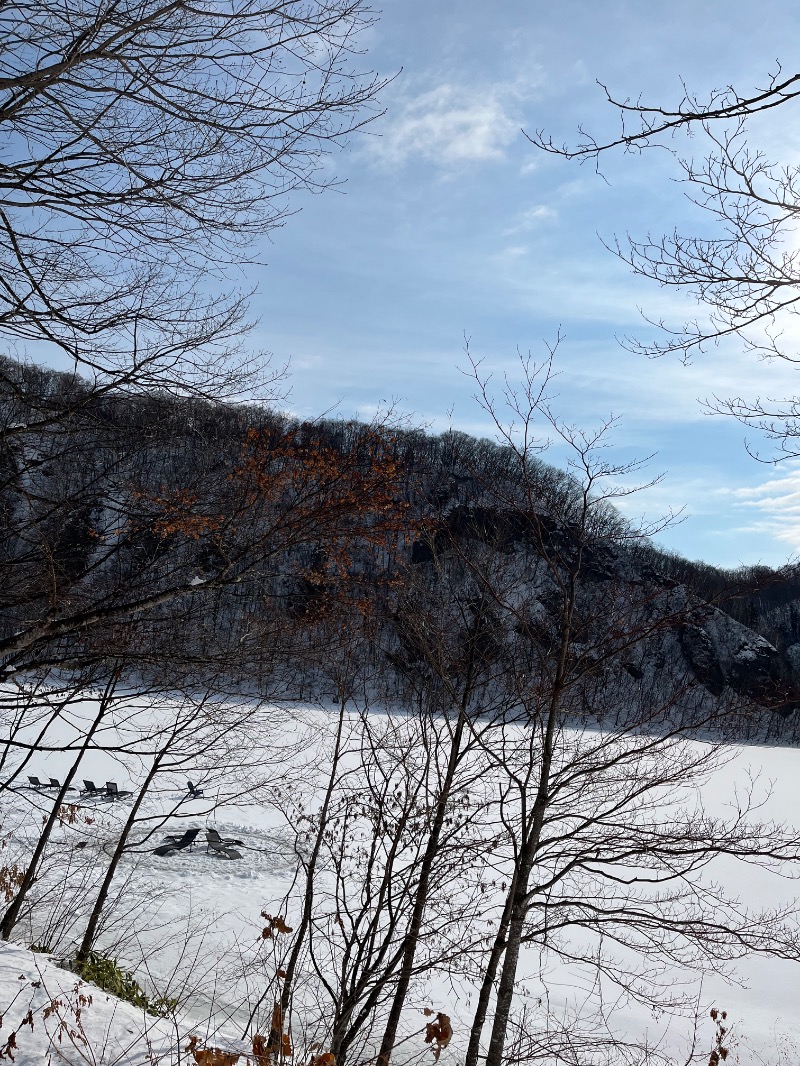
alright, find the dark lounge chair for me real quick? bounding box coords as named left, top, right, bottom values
left=27, top=775, right=46, bottom=789
left=206, top=837, right=242, bottom=860
left=153, top=842, right=180, bottom=856
left=166, top=827, right=201, bottom=847
left=81, top=780, right=100, bottom=795
left=205, top=827, right=243, bottom=849
left=104, top=781, right=131, bottom=800
left=49, top=777, right=74, bottom=791
left=186, top=780, right=204, bottom=798
left=153, top=827, right=200, bottom=857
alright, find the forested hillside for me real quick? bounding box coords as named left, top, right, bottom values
left=3, top=356, right=800, bottom=743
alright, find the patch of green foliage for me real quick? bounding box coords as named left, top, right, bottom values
left=75, top=951, right=177, bottom=1018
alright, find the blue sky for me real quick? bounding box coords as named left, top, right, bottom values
left=248, top=0, right=800, bottom=569
left=250, top=0, right=800, bottom=571
left=31, top=0, right=800, bottom=569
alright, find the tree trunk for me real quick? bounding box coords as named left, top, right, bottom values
left=375, top=710, right=466, bottom=1066
left=481, top=862, right=533, bottom=1066
left=479, top=572, right=576, bottom=1066
left=76, top=751, right=162, bottom=963
left=1, top=675, right=117, bottom=940
left=480, top=674, right=566, bottom=1066
left=463, top=877, right=516, bottom=1066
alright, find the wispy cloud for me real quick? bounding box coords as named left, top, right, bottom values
left=721, top=463, right=800, bottom=552
left=368, top=73, right=542, bottom=169
left=503, top=204, right=557, bottom=234
left=557, top=339, right=800, bottom=428
left=498, top=243, right=529, bottom=259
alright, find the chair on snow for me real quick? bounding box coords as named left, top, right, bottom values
left=104, top=781, right=132, bottom=800
left=205, top=828, right=243, bottom=860
left=205, top=827, right=243, bottom=850
left=206, top=836, right=242, bottom=860
left=153, top=827, right=200, bottom=857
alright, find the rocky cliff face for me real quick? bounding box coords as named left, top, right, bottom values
left=411, top=505, right=800, bottom=741
left=679, top=608, right=796, bottom=710
left=615, top=557, right=800, bottom=730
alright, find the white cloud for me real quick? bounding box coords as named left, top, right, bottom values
left=503, top=204, right=557, bottom=234
left=498, top=243, right=529, bottom=260
left=719, top=462, right=800, bottom=552
left=369, top=81, right=522, bottom=169
left=566, top=342, right=800, bottom=428
left=525, top=204, right=556, bottom=221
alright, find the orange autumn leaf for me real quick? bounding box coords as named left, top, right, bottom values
left=185, top=1035, right=240, bottom=1066
left=134, top=488, right=222, bottom=541
left=424, top=1012, right=452, bottom=1062
left=260, top=912, right=293, bottom=936
left=251, top=1033, right=270, bottom=1065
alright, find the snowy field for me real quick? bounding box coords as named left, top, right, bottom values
left=2, top=691, right=800, bottom=1064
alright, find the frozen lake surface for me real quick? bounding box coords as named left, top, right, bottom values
left=2, top=693, right=800, bottom=1063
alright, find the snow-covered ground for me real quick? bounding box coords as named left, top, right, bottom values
left=1, top=941, right=179, bottom=1065
left=2, top=692, right=800, bottom=1064
left=0, top=939, right=274, bottom=1065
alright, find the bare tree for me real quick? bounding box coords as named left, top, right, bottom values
left=530, top=66, right=800, bottom=457
left=0, top=663, right=310, bottom=952
left=0, top=0, right=395, bottom=701
left=262, top=696, right=496, bottom=1066
left=72, top=683, right=304, bottom=964
left=432, top=352, right=800, bottom=1066
left=241, top=556, right=510, bottom=1066
left=373, top=551, right=515, bottom=1066
left=0, top=0, right=387, bottom=394
left=531, top=69, right=800, bottom=160
left=0, top=667, right=123, bottom=940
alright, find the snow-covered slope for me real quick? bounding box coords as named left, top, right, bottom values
left=0, top=940, right=258, bottom=1065
left=3, top=699, right=800, bottom=1065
